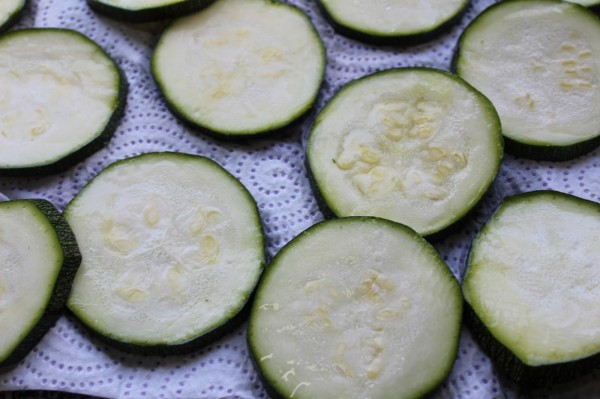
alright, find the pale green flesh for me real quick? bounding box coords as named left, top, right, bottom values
left=464, top=193, right=600, bottom=366
left=153, top=0, right=324, bottom=135
left=66, top=154, right=264, bottom=345
left=0, top=0, right=24, bottom=28
left=456, top=1, right=600, bottom=146
left=571, top=0, right=600, bottom=7
left=0, top=30, right=120, bottom=168
left=93, top=0, right=185, bottom=10
left=0, top=201, right=63, bottom=362
left=250, top=218, right=461, bottom=399
left=320, top=0, right=467, bottom=36
left=308, top=69, right=501, bottom=236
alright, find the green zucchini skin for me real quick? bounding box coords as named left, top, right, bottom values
left=0, top=28, right=128, bottom=177
left=86, top=0, right=216, bottom=23
left=150, top=0, right=326, bottom=139
left=463, top=191, right=600, bottom=388
left=453, top=0, right=600, bottom=161
left=65, top=152, right=266, bottom=356
left=316, top=0, right=470, bottom=45
left=0, top=0, right=27, bottom=34
left=0, top=199, right=81, bottom=370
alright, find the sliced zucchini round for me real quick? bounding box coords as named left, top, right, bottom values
left=151, top=0, right=326, bottom=138
left=0, top=0, right=26, bottom=33
left=0, top=199, right=81, bottom=370
left=87, top=0, right=216, bottom=23
left=0, top=28, right=126, bottom=176
left=248, top=217, right=462, bottom=399
left=317, top=0, right=469, bottom=44
left=454, top=0, right=600, bottom=161
left=65, top=152, right=265, bottom=354
left=463, top=191, right=600, bottom=387
left=307, top=67, right=503, bottom=237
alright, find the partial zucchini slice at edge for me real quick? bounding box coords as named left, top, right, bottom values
left=463, top=190, right=600, bottom=387
left=65, top=152, right=265, bottom=354
left=317, top=0, right=469, bottom=44
left=454, top=0, right=600, bottom=161
left=0, top=28, right=126, bottom=176
left=86, top=0, right=216, bottom=23
left=307, top=67, right=503, bottom=237
left=0, top=0, right=26, bottom=33
left=0, top=199, right=81, bottom=369
left=249, top=217, right=462, bottom=399
left=151, top=0, right=326, bottom=138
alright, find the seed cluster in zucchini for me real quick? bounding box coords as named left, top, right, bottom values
left=307, top=67, right=503, bottom=237
left=317, top=0, right=469, bottom=44
left=0, top=0, right=26, bottom=33
left=249, top=217, right=462, bottom=399
left=463, top=191, right=600, bottom=388
left=0, top=199, right=81, bottom=370
left=454, top=0, right=600, bottom=161
left=151, top=0, right=326, bottom=138
left=0, top=28, right=126, bottom=176
left=86, top=0, right=216, bottom=23
left=65, top=152, right=265, bottom=354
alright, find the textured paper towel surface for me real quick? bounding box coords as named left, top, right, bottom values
left=0, top=0, right=599, bottom=398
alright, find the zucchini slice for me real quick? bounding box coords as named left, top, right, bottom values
left=0, top=28, right=126, bottom=176
left=454, top=0, right=600, bottom=161
left=463, top=191, right=600, bottom=387
left=86, top=0, right=216, bottom=23
left=248, top=217, right=462, bottom=399
left=317, top=0, right=469, bottom=44
left=307, top=67, right=503, bottom=237
left=65, top=152, right=265, bottom=354
left=151, top=0, right=326, bottom=138
left=0, top=199, right=81, bottom=370
left=0, top=0, right=26, bottom=33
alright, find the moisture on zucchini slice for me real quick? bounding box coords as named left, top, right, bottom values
left=0, top=0, right=26, bottom=33
left=0, top=199, right=81, bottom=370
left=87, top=0, right=216, bottom=23
left=463, top=191, right=600, bottom=387
left=0, top=28, right=126, bottom=176
left=65, top=152, right=265, bottom=354
left=151, top=0, right=325, bottom=138
left=307, top=67, right=502, bottom=237
left=248, top=217, right=462, bottom=399
left=317, top=0, right=469, bottom=44
left=454, top=0, right=600, bottom=161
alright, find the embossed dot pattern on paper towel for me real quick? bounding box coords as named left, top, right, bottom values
left=0, top=0, right=599, bottom=398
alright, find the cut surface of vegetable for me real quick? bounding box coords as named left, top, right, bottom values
left=317, top=0, right=469, bottom=43
left=0, top=0, right=26, bottom=32
left=65, top=152, right=264, bottom=353
left=87, top=0, right=216, bottom=22
left=0, top=28, right=125, bottom=175
left=454, top=0, right=600, bottom=160
left=249, top=217, right=462, bottom=399
left=151, top=0, right=325, bottom=137
left=307, top=67, right=502, bottom=236
left=463, top=191, right=600, bottom=386
left=0, top=199, right=81, bottom=369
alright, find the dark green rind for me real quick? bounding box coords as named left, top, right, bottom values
left=0, top=28, right=128, bottom=177
left=453, top=0, right=600, bottom=161
left=316, top=0, right=470, bottom=45
left=464, top=302, right=600, bottom=389
left=463, top=190, right=600, bottom=389
left=306, top=67, right=503, bottom=238
left=65, top=152, right=265, bottom=356
left=150, top=1, right=326, bottom=140
left=0, top=199, right=82, bottom=371
left=248, top=217, right=463, bottom=399
left=0, top=0, right=27, bottom=34
left=87, top=0, right=216, bottom=23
